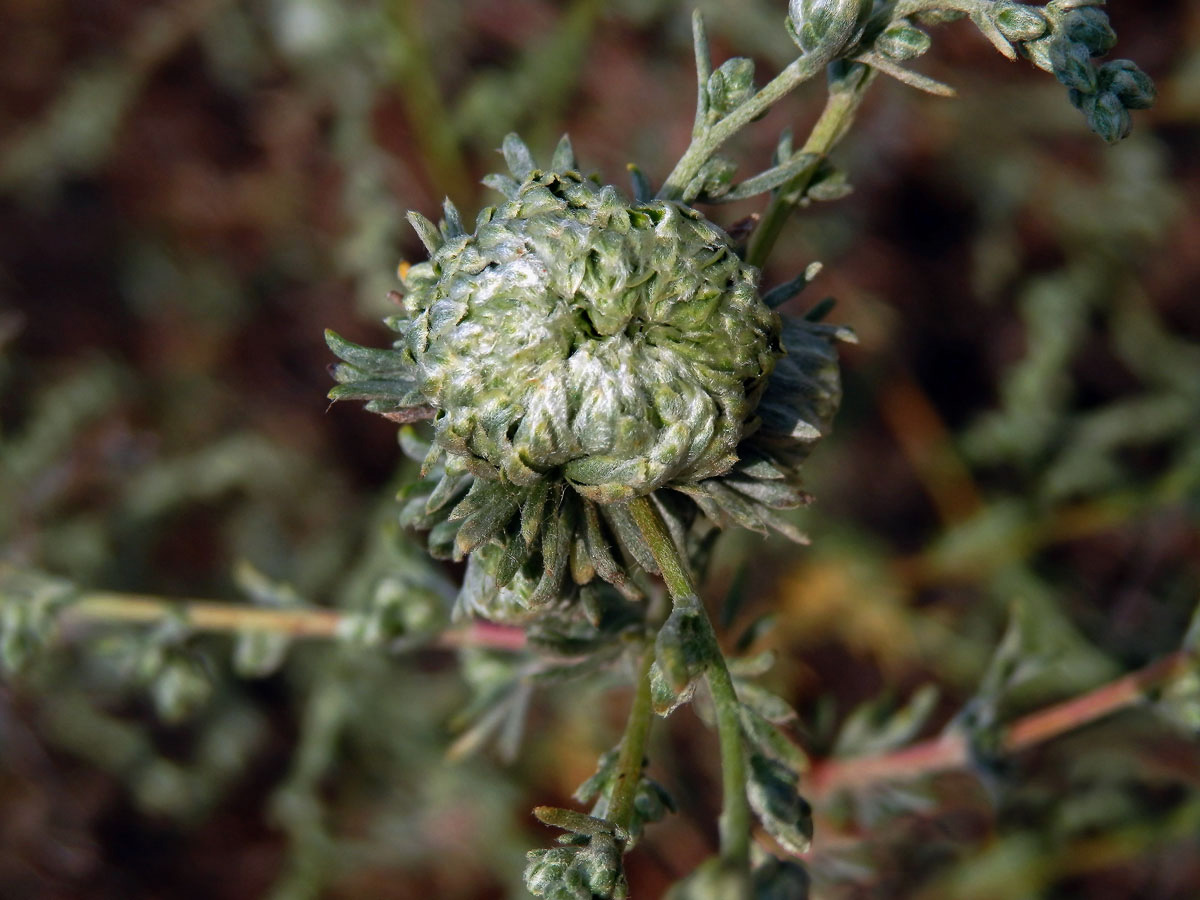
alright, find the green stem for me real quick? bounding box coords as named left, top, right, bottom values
left=705, top=638, right=753, bottom=869
left=625, top=496, right=752, bottom=869
left=658, top=50, right=834, bottom=201
left=691, top=10, right=713, bottom=139
left=746, top=64, right=876, bottom=269
left=606, top=646, right=656, bottom=834
left=626, top=497, right=695, bottom=603
left=895, top=0, right=992, bottom=17
left=385, top=0, right=471, bottom=204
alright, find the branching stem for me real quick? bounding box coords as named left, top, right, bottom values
left=747, top=65, right=877, bottom=268
left=808, top=648, right=1198, bottom=802
left=659, top=48, right=833, bottom=201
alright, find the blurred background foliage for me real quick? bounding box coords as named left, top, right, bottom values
left=0, top=1, right=1197, bottom=898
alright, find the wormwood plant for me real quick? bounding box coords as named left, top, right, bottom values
left=321, top=2, right=1157, bottom=897
left=0, top=1, right=1187, bottom=899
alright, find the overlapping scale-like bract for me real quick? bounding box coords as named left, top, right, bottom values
left=402, top=168, right=780, bottom=503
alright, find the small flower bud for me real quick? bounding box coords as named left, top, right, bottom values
left=875, top=20, right=932, bottom=62
left=1021, top=33, right=1056, bottom=73
left=1062, top=7, right=1118, bottom=57
left=787, top=0, right=873, bottom=59
left=1084, top=90, right=1133, bottom=144
left=1049, top=38, right=1098, bottom=94
left=524, top=847, right=578, bottom=896
left=576, top=834, right=624, bottom=897
left=1099, top=59, right=1156, bottom=110
left=707, top=57, right=756, bottom=119
left=654, top=604, right=710, bottom=694
left=632, top=778, right=675, bottom=826
left=993, top=2, right=1048, bottom=43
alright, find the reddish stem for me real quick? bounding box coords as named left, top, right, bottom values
left=808, top=649, right=1195, bottom=802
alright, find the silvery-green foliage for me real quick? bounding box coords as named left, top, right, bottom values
left=745, top=752, right=814, bottom=855
left=0, top=568, right=77, bottom=674
left=1, top=3, right=1173, bottom=897
left=962, top=141, right=1189, bottom=502
left=231, top=561, right=300, bottom=678
left=832, top=685, right=941, bottom=758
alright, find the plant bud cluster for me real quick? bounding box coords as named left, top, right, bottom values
left=1009, top=2, right=1154, bottom=143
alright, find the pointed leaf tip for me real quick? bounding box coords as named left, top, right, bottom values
left=501, top=133, right=536, bottom=180
left=442, top=198, right=464, bottom=236
left=482, top=172, right=521, bottom=200
left=407, top=210, right=443, bottom=255
left=550, top=134, right=576, bottom=172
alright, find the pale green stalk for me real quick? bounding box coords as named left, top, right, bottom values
left=747, top=64, right=877, bottom=268
left=385, top=0, right=471, bottom=203
left=658, top=14, right=837, bottom=201
left=626, top=496, right=751, bottom=869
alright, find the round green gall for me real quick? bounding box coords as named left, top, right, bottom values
left=328, top=135, right=847, bottom=624
left=402, top=170, right=780, bottom=503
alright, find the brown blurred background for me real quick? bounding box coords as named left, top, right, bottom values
left=1, top=1, right=1198, bottom=898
